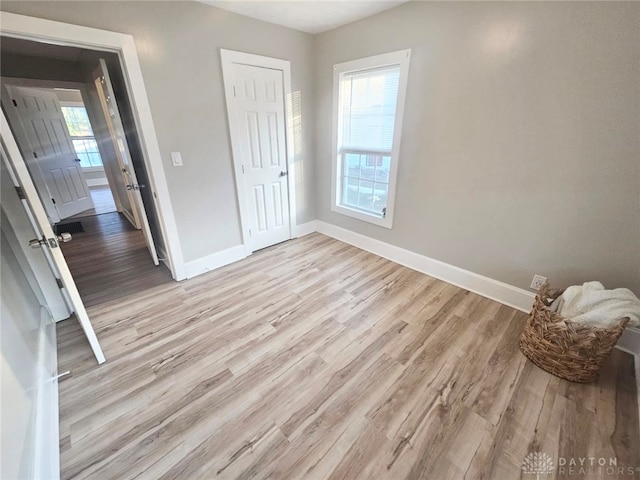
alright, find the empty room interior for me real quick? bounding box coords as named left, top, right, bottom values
left=1, top=1, right=639, bottom=479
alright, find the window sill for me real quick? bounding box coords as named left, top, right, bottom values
left=81, top=166, right=105, bottom=172
left=331, top=203, right=393, bottom=229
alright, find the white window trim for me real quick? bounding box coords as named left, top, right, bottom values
left=60, top=102, right=104, bottom=169
left=331, top=49, right=411, bottom=229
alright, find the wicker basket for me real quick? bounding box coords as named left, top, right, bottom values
left=519, top=283, right=629, bottom=383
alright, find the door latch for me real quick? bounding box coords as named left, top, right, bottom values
left=279, top=171, right=288, bottom=177
left=28, top=237, right=46, bottom=249
left=126, top=184, right=145, bottom=190
left=28, top=233, right=72, bottom=249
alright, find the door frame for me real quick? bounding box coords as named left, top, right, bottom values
left=0, top=11, right=186, bottom=279
left=220, top=49, right=297, bottom=256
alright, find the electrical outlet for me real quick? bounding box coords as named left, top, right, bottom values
left=530, top=274, right=547, bottom=290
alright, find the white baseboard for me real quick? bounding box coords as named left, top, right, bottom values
left=181, top=220, right=317, bottom=281
left=294, top=220, right=317, bottom=238
left=183, top=245, right=246, bottom=279
left=316, top=221, right=536, bottom=313
left=182, top=222, right=315, bottom=281
left=33, top=307, right=60, bottom=480
left=86, top=178, right=108, bottom=187
left=156, top=245, right=172, bottom=275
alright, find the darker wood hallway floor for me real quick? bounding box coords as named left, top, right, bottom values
left=59, top=212, right=173, bottom=307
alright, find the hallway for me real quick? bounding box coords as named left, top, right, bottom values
left=59, top=212, right=173, bottom=307
left=70, top=185, right=118, bottom=218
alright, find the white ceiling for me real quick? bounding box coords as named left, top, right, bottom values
left=199, top=0, right=409, bottom=34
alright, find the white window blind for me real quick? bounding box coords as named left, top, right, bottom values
left=338, top=65, right=401, bottom=153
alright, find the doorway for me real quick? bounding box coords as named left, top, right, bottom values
left=58, top=88, right=118, bottom=217
left=1, top=38, right=172, bottom=308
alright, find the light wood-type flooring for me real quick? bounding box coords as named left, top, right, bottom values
left=70, top=185, right=117, bottom=218
left=57, top=233, right=640, bottom=480
left=59, top=212, right=173, bottom=307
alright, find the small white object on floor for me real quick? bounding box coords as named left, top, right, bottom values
left=551, top=281, right=640, bottom=328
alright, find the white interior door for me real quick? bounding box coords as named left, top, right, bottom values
left=3, top=85, right=94, bottom=221
left=228, top=63, right=291, bottom=252
left=92, top=59, right=158, bottom=265
left=1, top=149, right=71, bottom=322
left=1, top=111, right=105, bottom=364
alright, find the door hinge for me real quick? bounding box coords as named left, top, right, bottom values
left=12, top=99, right=17, bottom=107
left=233, top=86, right=237, bottom=97
left=241, top=165, right=245, bottom=174
left=248, top=229, right=252, bottom=237
left=51, top=198, right=56, bottom=204
left=15, top=186, right=26, bottom=200
left=33, top=151, right=38, bottom=159
left=55, top=278, right=64, bottom=289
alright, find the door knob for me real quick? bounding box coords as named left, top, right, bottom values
left=74, top=158, right=82, bottom=163
left=28, top=235, right=71, bottom=249
left=279, top=171, right=288, bottom=177
left=29, top=238, right=45, bottom=249
left=57, top=232, right=72, bottom=243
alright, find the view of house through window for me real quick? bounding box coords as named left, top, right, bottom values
left=338, top=65, right=399, bottom=216
left=333, top=50, right=411, bottom=228
left=61, top=105, right=104, bottom=168
left=342, top=151, right=391, bottom=214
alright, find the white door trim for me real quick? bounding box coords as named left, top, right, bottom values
left=0, top=11, right=186, bottom=280
left=220, top=49, right=297, bottom=256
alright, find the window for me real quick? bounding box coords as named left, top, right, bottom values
left=61, top=105, right=104, bottom=169
left=332, top=49, right=411, bottom=228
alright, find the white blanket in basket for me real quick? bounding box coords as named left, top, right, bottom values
left=550, top=281, right=640, bottom=328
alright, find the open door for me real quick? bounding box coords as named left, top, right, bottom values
left=1, top=111, right=105, bottom=364
left=1, top=150, right=71, bottom=322
left=2, top=85, right=94, bottom=221
left=93, top=59, right=159, bottom=265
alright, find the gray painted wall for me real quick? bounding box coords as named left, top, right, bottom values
left=0, top=53, right=85, bottom=82
left=314, top=1, right=640, bottom=294
left=3, top=1, right=637, bottom=294
left=1, top=1, right=317, bottom=263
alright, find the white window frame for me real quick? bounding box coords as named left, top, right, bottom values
left=60, top=100, right=104, bottom=171
left=331, top=49, right=411, bottom=229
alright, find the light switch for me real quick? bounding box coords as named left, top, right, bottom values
left=171, top=152, right=183, bottom=167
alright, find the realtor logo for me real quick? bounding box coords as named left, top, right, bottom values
left=522, top=451, right=555, bottom=479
